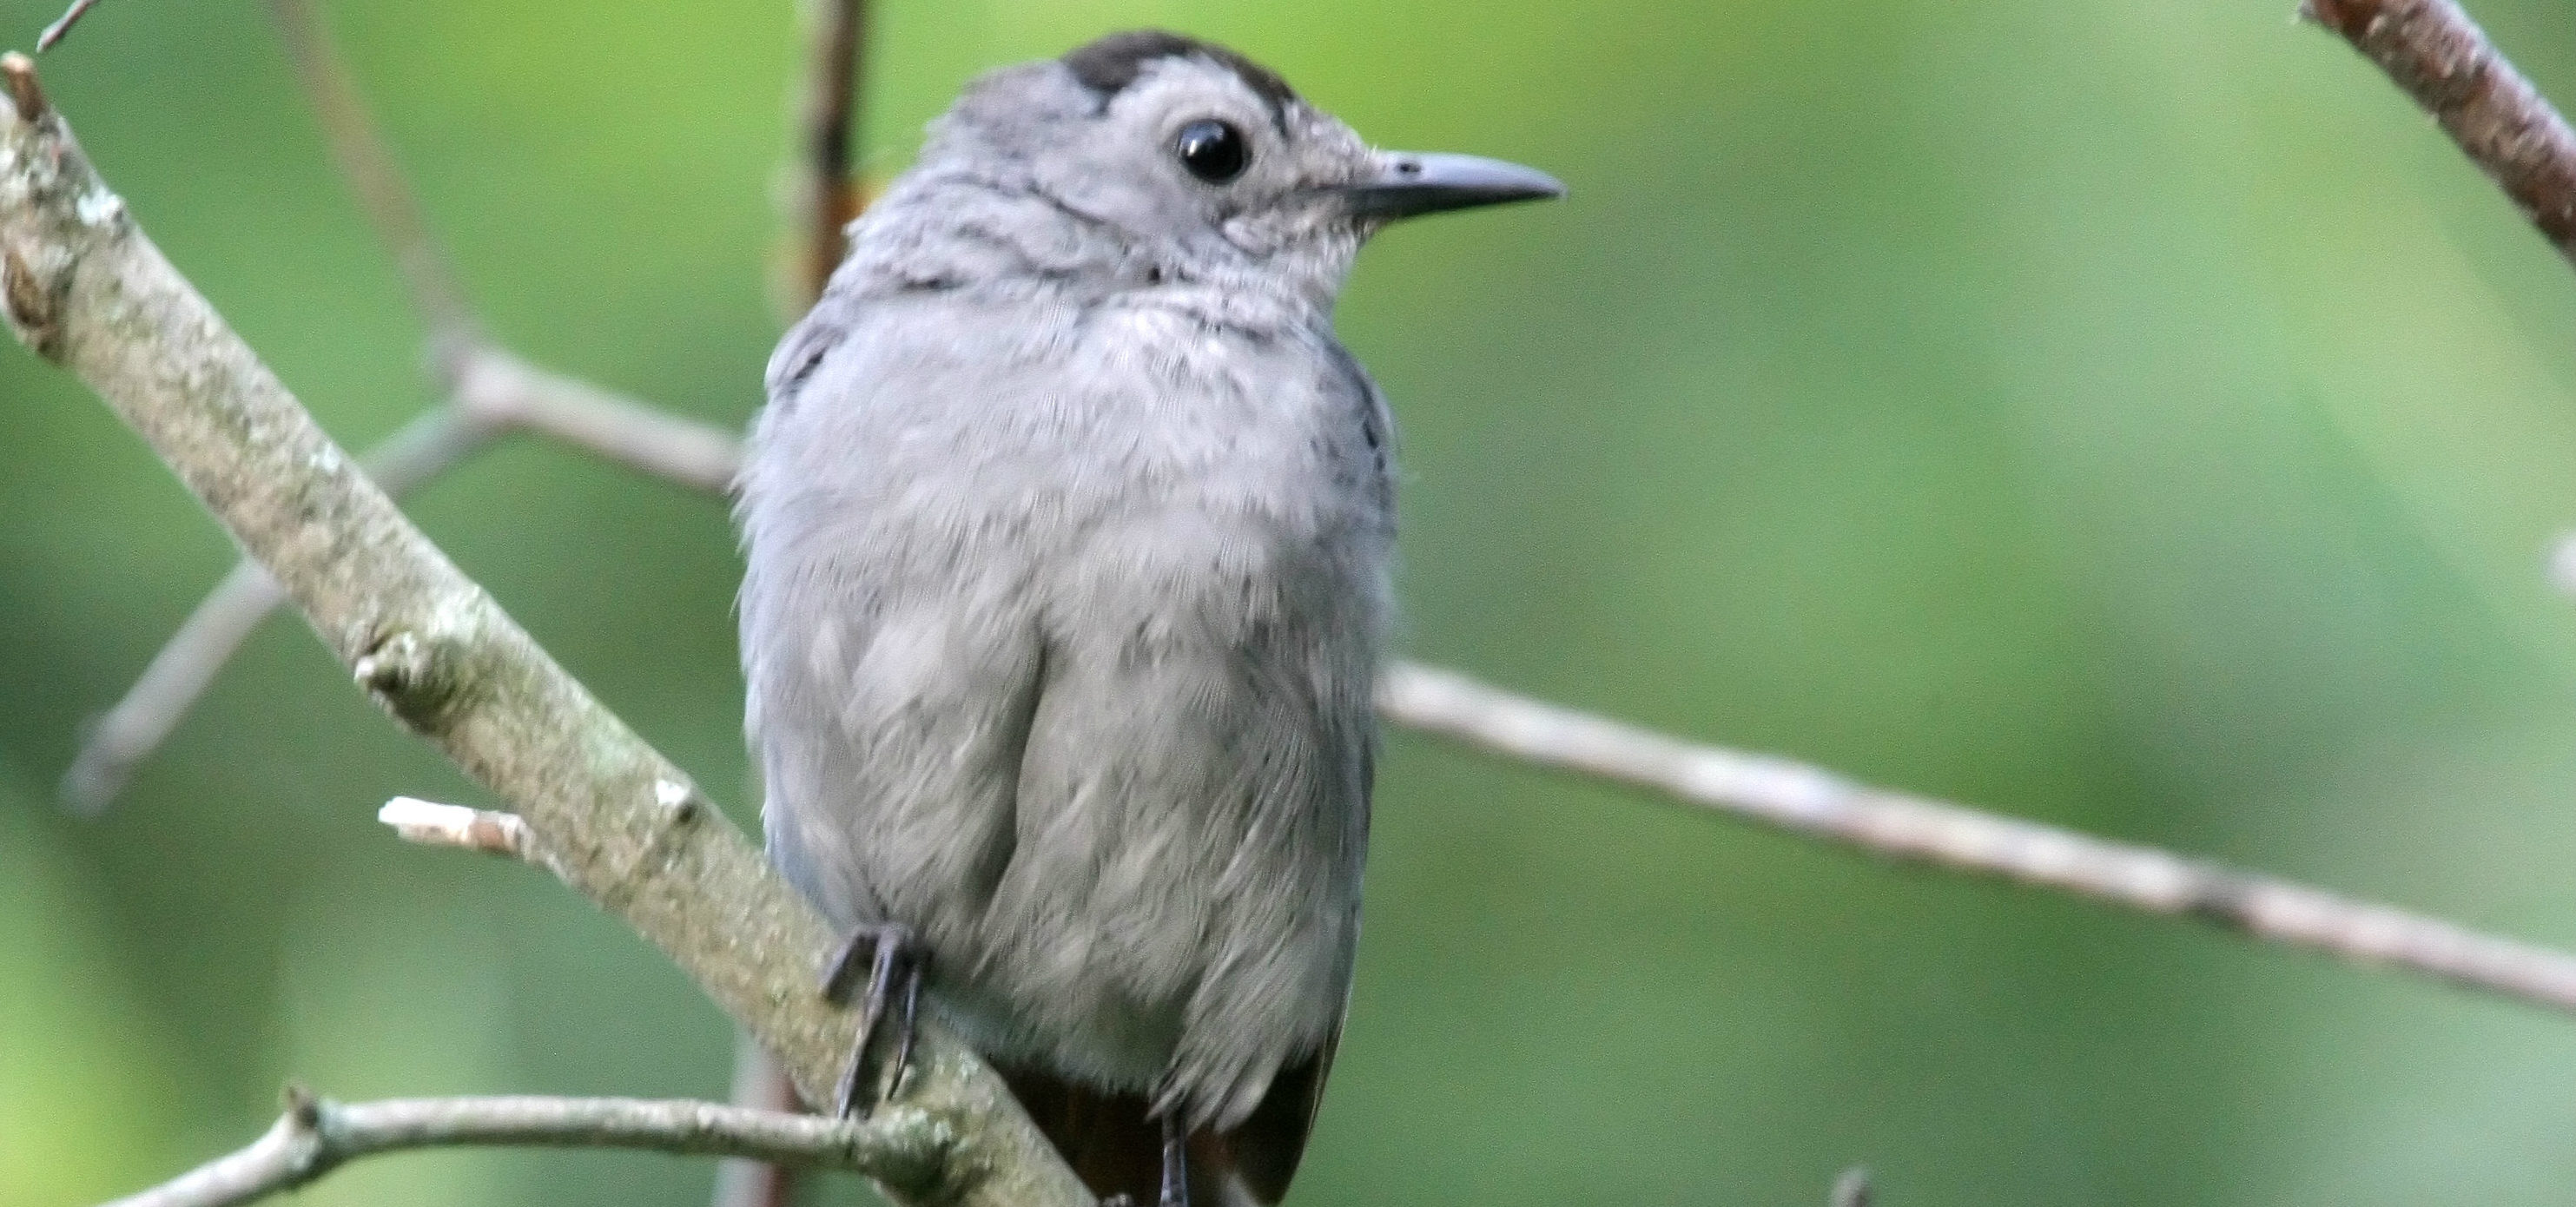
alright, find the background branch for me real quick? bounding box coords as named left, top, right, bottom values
left=264, top=0, right=476, bottom=359
left=102, top=1090, right=952, bottom=1207
left=1380, top=664, right=2576, bottom=1012
left=57, top=360, right=737, bottom=812
left=2304, top=0, right=2576, bottom=266
left=789, top=0, right=869, bottom=307
left=36, top=0, right=102, bottom=53
left=0, top=72, right=1090, bottom=1207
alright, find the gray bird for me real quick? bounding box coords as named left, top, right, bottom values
left=738, top=30, right=1559, bottom=1207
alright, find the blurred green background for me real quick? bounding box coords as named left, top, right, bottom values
left=7, top=0, right=2576, bottom=1203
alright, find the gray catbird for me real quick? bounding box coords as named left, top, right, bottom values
left=738, top=30, right=1560, bottom=1207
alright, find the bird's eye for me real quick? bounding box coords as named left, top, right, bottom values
left=1173, top=119, right=1249, bottom=184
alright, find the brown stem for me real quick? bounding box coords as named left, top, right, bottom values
left=2304, top=0, right=2576, bottom=265
left=796, top=0, right=869, bottom=305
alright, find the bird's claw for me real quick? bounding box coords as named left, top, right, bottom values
left=821, top=922, right=924, bottom=1118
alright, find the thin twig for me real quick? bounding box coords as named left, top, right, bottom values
left=35, top=0, right=102, bottom=52
left=378, top=795, right=533, bottom=858
left=263, top=0, right=479, bottom=358
left=56, top=365, right=736, bottom=812
left=2303, top=0, right=2576, bottom=266
left=1380, top=663, right=2576, bottom=1012
left=794, top=0, right=869, bottom=305
left=101, top=1088, right=952, bottom=1207
left=61, top=406, right=489, bottom=811
left=455, top=350, right=742, bottom=492
left=0, top=76, right=1089, bottom=1207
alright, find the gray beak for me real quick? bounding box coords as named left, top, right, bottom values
left=1342, top=151, right=1566, bottom=220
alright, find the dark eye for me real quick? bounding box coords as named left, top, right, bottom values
left=1173, top=119, right=1249, bottom=184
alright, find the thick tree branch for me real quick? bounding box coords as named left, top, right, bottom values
left=0, top=69, right=1089, bottom=1207
left=2304, top=0, right=2576, bottom=265
left=102, top=1089, right=953, bottom=1207
left=1381, top=663, right=2576, bottom=1011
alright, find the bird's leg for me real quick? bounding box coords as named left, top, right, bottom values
left=1158, top=1111, right=1190, bottom=1207
left=818, top=922, right=924, bottom=1118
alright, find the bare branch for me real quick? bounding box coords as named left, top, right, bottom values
left=456, top=350, right=742, bottom=492
left=1380, top=663, right=2576, bottom=1012
left=0, top=78, right=1088, bottom=1207
left=2303, top=0, right=2576, bottom=266
left=791, top=0, right=869, bottom=307
left=100, top=1088, right=952, bottom=1207
left=35, top=0, right=102, bottom=53
left=262, top=0, right=478, bottom=355
left=58, top=349, right=737, bottom=811
left=62, top=406, right=488, bottom=810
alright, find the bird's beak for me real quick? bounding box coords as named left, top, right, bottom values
left=1340, top=151, right=1565, bottom=220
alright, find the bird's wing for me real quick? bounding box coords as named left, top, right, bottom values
left=742, top=300, right=1048, bottom=935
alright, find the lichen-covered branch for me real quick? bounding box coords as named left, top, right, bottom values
left=0, top=67, right=1089, bottom=1207
left=1381, top=663, right=2576, bottom=1012
left=101, top=1089, right=953, bottom=1207
left=2303, top=0, right=2576, bottom=266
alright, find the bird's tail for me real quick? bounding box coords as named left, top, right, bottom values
left=994, top=1050, right=1330, bottom=1207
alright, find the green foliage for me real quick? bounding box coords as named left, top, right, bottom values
left=4, top=1, right=2576, bottom=1204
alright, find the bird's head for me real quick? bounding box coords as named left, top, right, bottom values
left=853, top=30, right=1562, bottom=313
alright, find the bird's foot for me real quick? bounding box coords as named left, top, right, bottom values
left=819, top=922, right=924, bottom=1118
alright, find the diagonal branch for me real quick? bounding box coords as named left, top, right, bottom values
left=0, top=66, right=1090, bottom=1207
left=102, top=1089, right=953, bottom=1207
left=2303, top=0, right=2576, bottom=267
left=36, top=0, right=104, bottom=52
